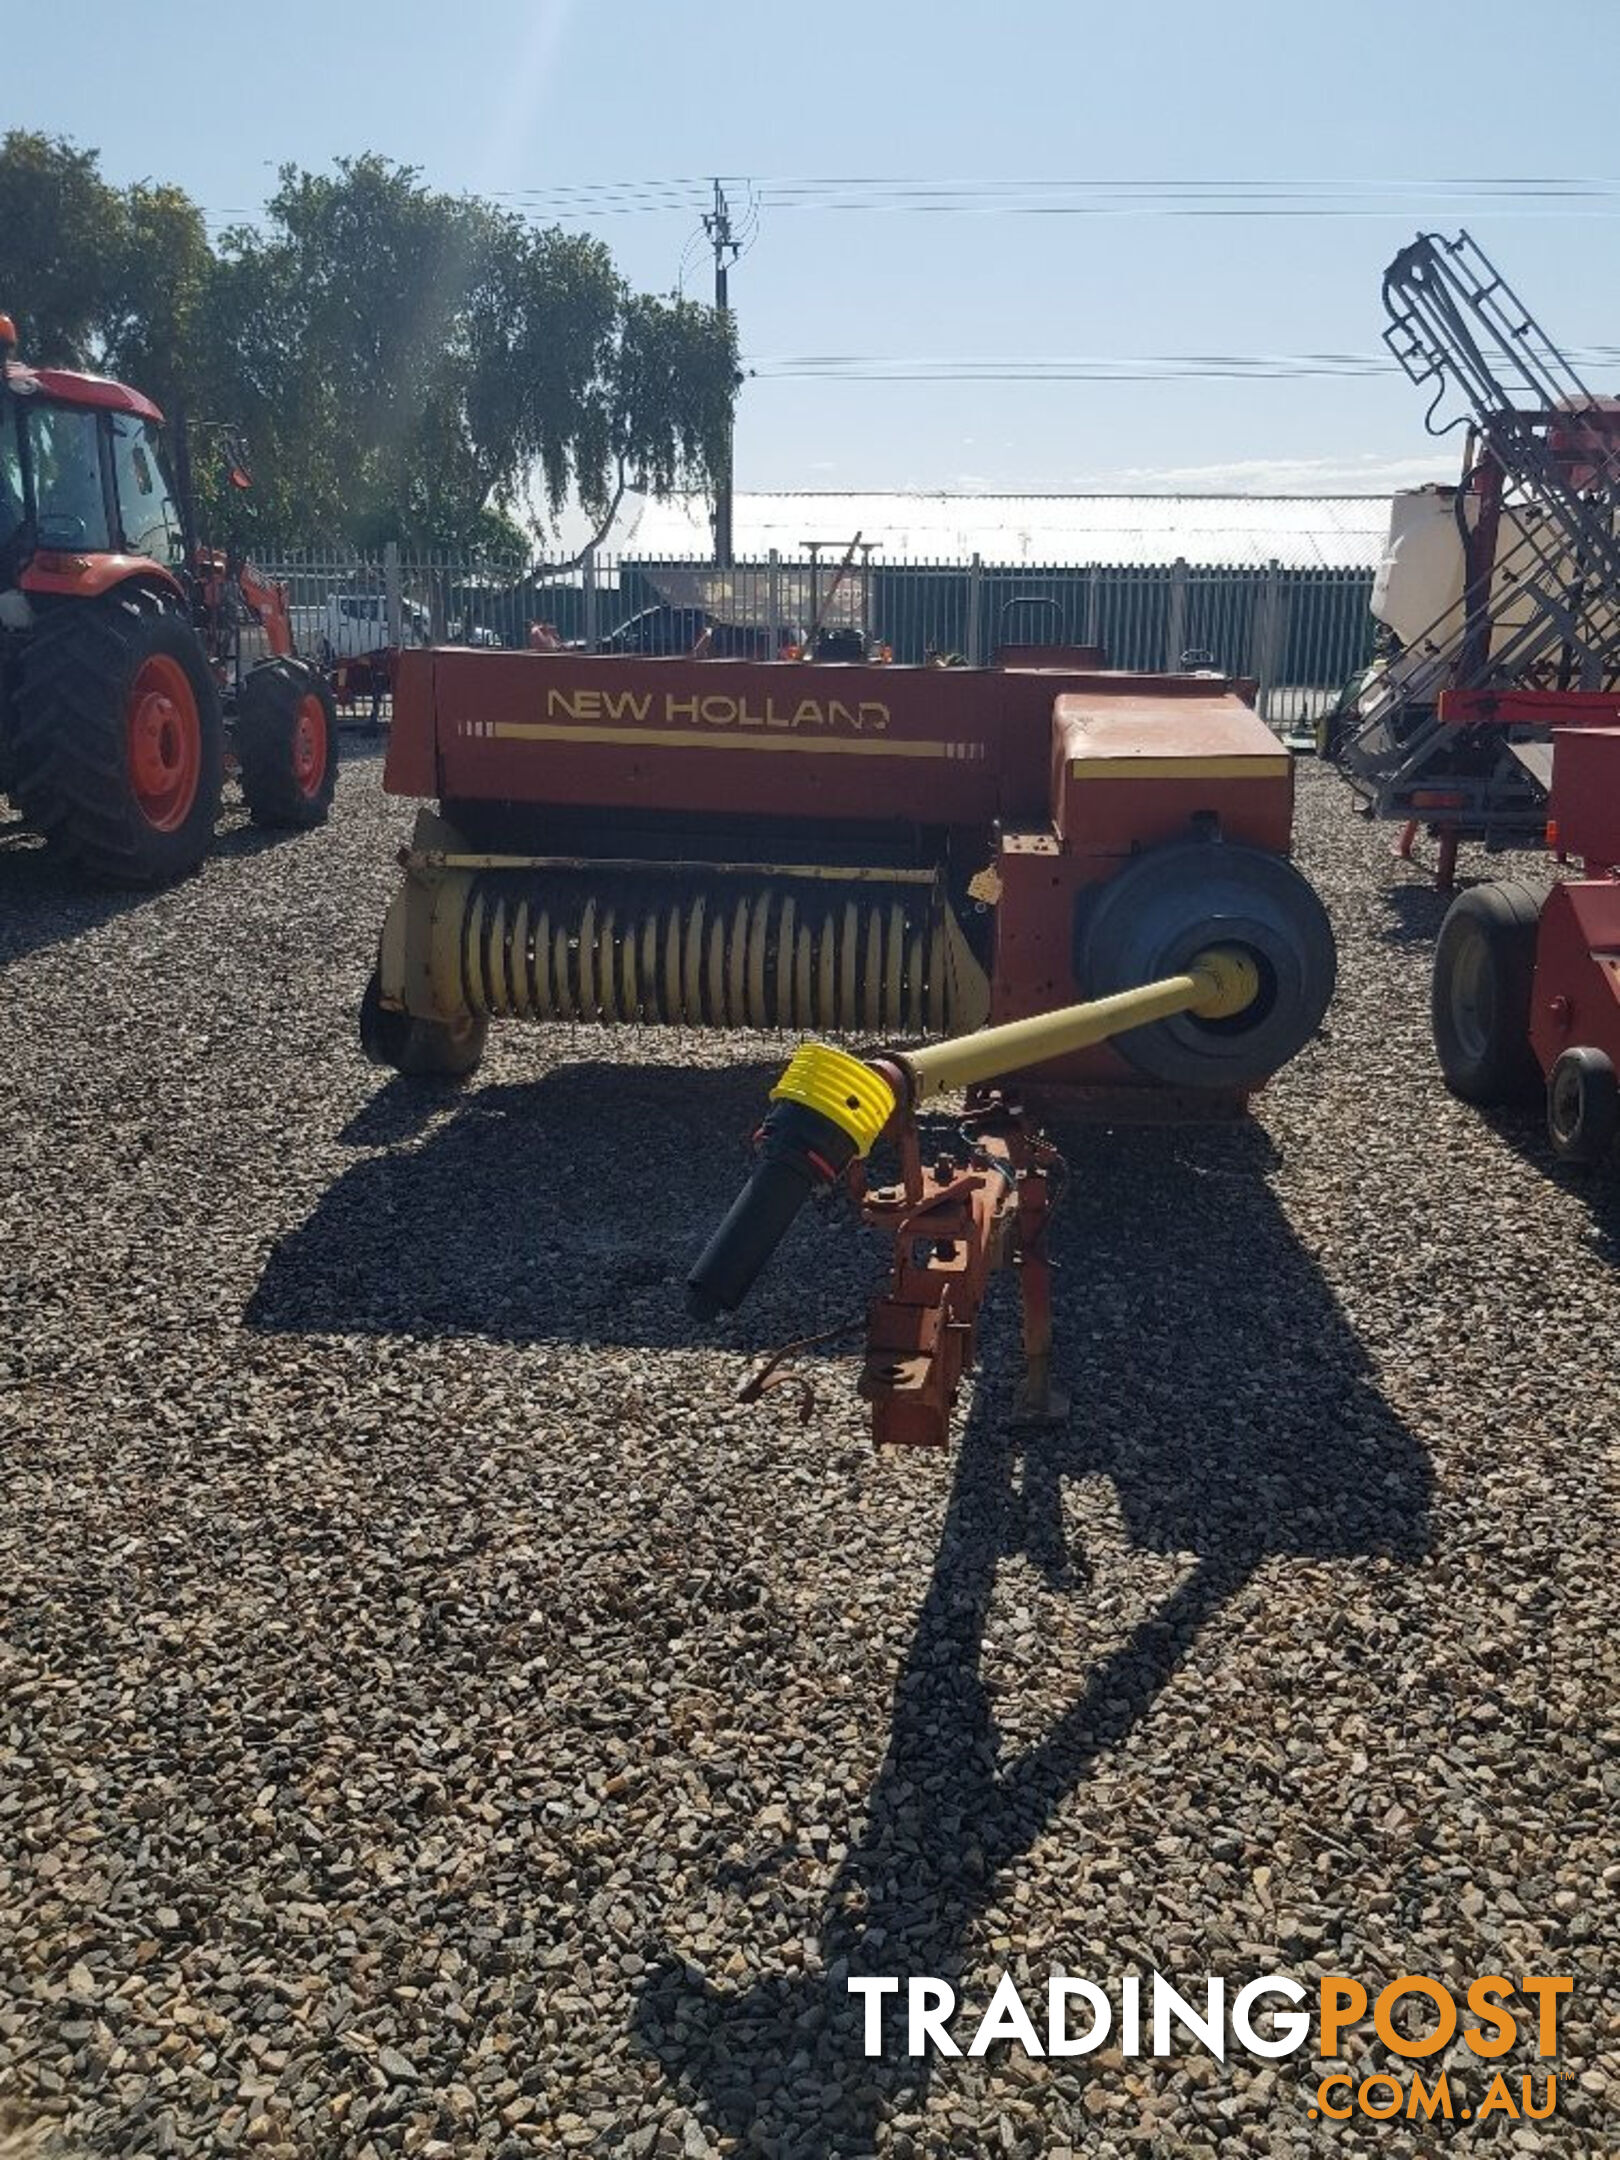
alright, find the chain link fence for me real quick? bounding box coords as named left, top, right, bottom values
left=262, top=542, right=1374, bottom=729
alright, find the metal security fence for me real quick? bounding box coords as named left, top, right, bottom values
left=266, top=545, right=529, bottom=659
left=260, top=543, right=1375, bottom=728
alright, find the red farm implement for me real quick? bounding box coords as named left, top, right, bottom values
left=1329, top=233, right=1620, bottom=888
left=0, top=311, right=338, bottom=886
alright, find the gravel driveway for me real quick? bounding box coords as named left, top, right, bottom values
left=1, top=752, right=1615, bottom=2158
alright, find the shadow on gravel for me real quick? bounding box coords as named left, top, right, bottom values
left=247, top=1061, right=861, bottom=1347
left=1378, top=878, right=1463, bottom=948
left=1, top=731, right=385, bottom=967
left=0, top=825, right=156, bottom=967
left=627, top=1117, right=1434, bottom=2159
left=1479, top=1103, right=1620, bottom=1260
left=211, top=823, right=288, bottom=863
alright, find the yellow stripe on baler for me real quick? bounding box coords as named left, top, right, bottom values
left=489, top=722, right=980, bottom=759
left=1069, top=755, right=1291, bottom=780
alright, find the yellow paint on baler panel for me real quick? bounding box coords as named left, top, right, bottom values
left=487, top=721, right=983, bottom=760
left=620, top=904, right=639, bottom=1018
left=484, top=885, right=510, bottom=1015
left=552, top=910, right=571, bottom=1017
left=749, top=892, right=772, bottom=1024
left=579, top=897, right=599, bottom=1019
left=727, top=903, right=742, bottom=1025
left=886, top=902, right=907, bottom=1032
left=1068, top=755, right=1291, bottom=780
left=594, top=904, right=614, bottom=1021
left=682, top=895, right=706, bottom=1027
left=839, top=904, right=858, bottom=1027
left=778, top=895, right=799, bottom=1027
left=818, top=921, right=837, bottom=1033
left=663, top=906, right=682, bottom=1026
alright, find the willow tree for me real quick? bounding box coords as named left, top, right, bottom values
left=206, top=157, right=742, bottom=550
left=0, top=138, right=742, bottom=552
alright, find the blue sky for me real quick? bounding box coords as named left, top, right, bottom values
left=9, top=0, right=1620, bottom=497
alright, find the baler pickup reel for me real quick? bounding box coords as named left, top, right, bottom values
left=688, top=940, right=1320, bottom=1451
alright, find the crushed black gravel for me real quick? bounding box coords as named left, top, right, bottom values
left=1, top=754, right=1616, bottom=2158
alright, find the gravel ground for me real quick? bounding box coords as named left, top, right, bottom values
left=1, top=751, right=1616, bottom=2159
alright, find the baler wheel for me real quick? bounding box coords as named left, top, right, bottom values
left=359, top=966, right=487, bottom=1080
left=1431, top=881, right=1542, bottom=1105
left=1077, top=840, right=1337, bottom=1090
left=10, top=598, right=224, bottom=886
left=1546, top=1047, right=1619, bottom=1166
left=235, top=661, right=339, bottom=828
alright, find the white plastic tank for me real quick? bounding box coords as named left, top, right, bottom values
left=1371, top=486, right=1469, bottom=647
left=1372, top=483, right=1620, bottom=662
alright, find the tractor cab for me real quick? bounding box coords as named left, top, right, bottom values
left=0, top=328, right=186, bottom=603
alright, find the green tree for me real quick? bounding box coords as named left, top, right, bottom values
left=1, top=140, right=742, bottom=554
left=0, top=131, right=124, bottom=363
left=0, top=133, right=211, bottom=413
left=217, top=157, right=741, bottom=549
left=99, top=183, right=213, bottom=413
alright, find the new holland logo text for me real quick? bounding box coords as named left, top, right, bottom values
left=544, top=687, right=891, bottom=733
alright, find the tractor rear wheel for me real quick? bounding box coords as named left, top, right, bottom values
left=235, top=661, right=339, bottom=828
left=10, top=597, right=224, bottom=886
left=1546, top=1047, right=1619, bottom=1166
left=1430, top=881, right=1543, bottom=1105
left=359, top=965, right=487, bottom=1080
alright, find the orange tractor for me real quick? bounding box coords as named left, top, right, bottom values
left=0, top=311, right=338, bottom=886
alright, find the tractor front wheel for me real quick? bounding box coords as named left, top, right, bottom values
left=235, top=661, right=339, bottom=828
left=1430, top=881, right=1543, bottom=1105
left=359, top=965, right=487, bottom=1080
left=10, top=597, right=224, bottom=886
left=1546, top=1047, right=1619, bottom=1166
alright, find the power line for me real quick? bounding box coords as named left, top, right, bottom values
left=470, top=174, right=1620, bottom=221
left=198, top=176, right=1620, bottom=237
left=747, top=347, right=1620, bottom=382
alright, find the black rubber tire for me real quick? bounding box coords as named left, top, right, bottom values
left=9, top=596, right=224, bottom=886
left=1431, top=881, right=1543, bottom=1105
left=359, top=965, right=487, bottom=1080
left=1077, top=840, right=1337, bottom=1090
left=1546, top=1046, right=1619, bottom=1166
left=235, top=660, right=339, bottom=828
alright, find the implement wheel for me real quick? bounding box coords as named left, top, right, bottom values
left=1078, top=840, right=1337, bottom=1090
left=359, top=965, right=487, bottom=1080
left=235, top=661, right=339, bottom=828
left=10, top=597, right=224, bottom=885
left=1431, top=881, right=1542, bottom=1105
left=1547, top=1047, right=1619, bottom=1166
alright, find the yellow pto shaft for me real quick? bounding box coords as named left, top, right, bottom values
left=892, top=944, right=1260, bottom=1103
left=687, top=945, right=1262, bottom=1322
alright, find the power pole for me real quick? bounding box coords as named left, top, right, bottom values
left=705, top=177, right=741, bottom=567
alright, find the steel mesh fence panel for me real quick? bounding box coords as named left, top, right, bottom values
left=259, top=542, right=1376, bottom=728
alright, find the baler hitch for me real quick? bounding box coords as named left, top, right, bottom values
left=687, top=949, right=1261, bottom=1448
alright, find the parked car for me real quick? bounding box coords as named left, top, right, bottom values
left=808, top=625, right=893, bottom=663
left=582, top=606, right=799, bottom=659
left=288, top=593, right=431, bottom=667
